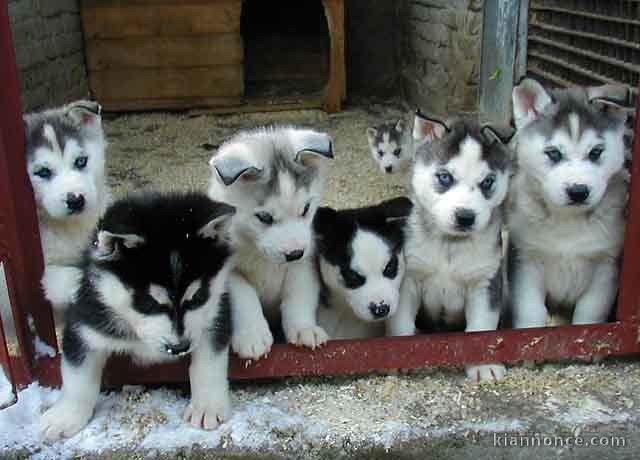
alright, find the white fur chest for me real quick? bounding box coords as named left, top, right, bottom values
left=235, top=247, right=289, bottom=316
left=405, top=217, right=501, bottom=322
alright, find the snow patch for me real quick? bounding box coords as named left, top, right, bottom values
left=0, top=366, right=15, bottom=408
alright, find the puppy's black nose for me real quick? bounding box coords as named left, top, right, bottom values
left=385, top=166, right=393, bottom=174
left=285, top=249, right=304, bottom=262
left=66, top=193, right=85, bottom=213
left=567, top=184, right=590, bottom=204
left=165, top=339, right=191, bottom=356
left=455, top=208, right=476, bottom=230
left=369, top=302, right=390, bottom=319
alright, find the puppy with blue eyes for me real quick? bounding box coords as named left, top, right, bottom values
left=314, top=197, right=412, bottom=339
left=366, top=119, right=412, bottom=175
left=24, top=101, right=110, bottom=310
left=508, top=79, right=630, bottom=329
left=208, top=126, right=334, bottom=359
left=388, top=112, right=514, bottom=382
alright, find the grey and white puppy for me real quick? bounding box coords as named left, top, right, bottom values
left=208, top=126, right=334, bottom=359
left=388, top=112, right=514, bottom=382
left=40, top=192, right=236, bottom=440
left=24, top=101, right=109, bottom=310
left=508, top=78, right=629, bottom=329
left=366, top=119, right=413, bottom=175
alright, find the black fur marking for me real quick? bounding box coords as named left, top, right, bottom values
left=488, top=263, right=503, bottom=312
left=212, top=292, right=232, bottom=352
left=24, top=117, right=82, bottom=159
left=62, top=324, right=88, bottom=367
left=415, top=118, right=512, bottom=173
left=314, top=197, right=412, bottom=286
left=369, top=121, right=404, bottom=147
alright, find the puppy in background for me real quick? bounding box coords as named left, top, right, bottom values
left=24, top=101, right=109, bottom=310
left=314, top=197, right=412, bottom=339
left=40, top=192, right=236, bottom=440
left=508, top=78, right=630, bottom=329
left=208, top=126, right=334, bottom=359
left=388, top=112, right=514, bottom=382
left=366, top=119, right=413, bottom=175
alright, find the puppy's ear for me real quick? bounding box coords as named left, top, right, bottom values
left=481, top=124, right=515, bottom=145
left=211, top=155, right=263, bottom=186
left=313, top=206, right=337, bottom=237
left=395, top=119, right=406, bottom=133
left=413, top=110, right=449, bottom=144
left=93, top=230, right=145, bottom=261
left=512, top=77, right=554, bottom=130
left=291, top=130, right=334, bottom=167
left=588, top=85, right=632, bottom=125
left=66, top=100, right=103, bottom=137
left=366, top=127, right=378, bottom=143
left=198, top=203, right=236, bottom=240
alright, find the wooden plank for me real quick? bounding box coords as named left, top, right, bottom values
left=90, top=66, right=244, bottom=100
left=514, top=0, right=530, bottom=81
left=86, top=35, right=243, bottom=70
left=322, top=0, right=345, bottom=113
left=101, top=96, right=242, bottom=112
left=81, top=1, right=242, bottom=38
left=21, top=320, right=640, bottom=388
left=479, top=0, right=520, bottom=124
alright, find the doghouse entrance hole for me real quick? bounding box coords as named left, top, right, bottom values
left=241, top=0, right=330, bottom=100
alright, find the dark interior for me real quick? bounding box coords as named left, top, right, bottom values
left=241, top=0, right=331, bottom=101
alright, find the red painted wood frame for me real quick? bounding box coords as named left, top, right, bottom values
left=0, top=0, right=638, bottom=398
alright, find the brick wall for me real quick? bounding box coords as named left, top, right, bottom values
left=401, top=0, right=484, bottom=115
left=8, top=0, right=88, bottom=111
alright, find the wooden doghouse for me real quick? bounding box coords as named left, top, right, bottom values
left=80, top=0, right=345, bottom=113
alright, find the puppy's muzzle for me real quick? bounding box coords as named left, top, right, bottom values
left=454, top=208, right=476, bottom=231
left=369, top=302, right=390, bottom=319
left=285, top=249, right=304, bottom=262
left=566, top=184, right=590, bottom=205
left=66, top=193, right=85, bottom=214
left=164, top=339, right=191, bottom=356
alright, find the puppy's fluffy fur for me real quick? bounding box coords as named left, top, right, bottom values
left=388, top=113, right=514, bottom=382
left=508, top=79, right=629, bottom=328
left=24, top=101, right=109, bottom=309
left=208, top=126, right=334, bottom=359
left=40, top=192, right=236, bottom=440
left=314, top=197, right=412, bottom=339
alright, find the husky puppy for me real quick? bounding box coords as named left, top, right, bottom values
left=508, top=78, right=629, bottom=329
left=388, top=112, right=514, bottom=382
left=24, top=101, right=109, bottom=309
left=366, top=119, right=412, bottom=175
left=314, top=197, right=412, bottom=339
left=40, top=193, right=236, bottom=440
left=208, top=126, right=334, bottom=359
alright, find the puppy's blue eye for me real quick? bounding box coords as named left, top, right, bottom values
left=34, top=167, right=52, bottom=180
left=479, top=174, right=496, bottom=191
left=393, top=148, right=401, bottom=158
left=588, top=146, right=604, bottom=163
left=436, top=171, right=454, bottom=188
left=341, top=267, right=365, bottom=289
left=383, top=254, right=398, bottom=279
left=301, top=202, right=311, bottom=217
left=74, top=156, right=88, bottom=169
left=255, top=211, right=274, bottom=225
left=544, top=148, right=563, bottom=164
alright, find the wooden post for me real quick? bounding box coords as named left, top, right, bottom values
left=322, top=0, right=345, bottom=113
left=479, top=0, right=520, bottom=124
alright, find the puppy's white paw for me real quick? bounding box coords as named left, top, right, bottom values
left=40, top=400, right=93, bottom=440
left=286, top=325, right=329, bottom=349
left=183, top=394, right=231, bottom=431
left=466, top=363, right=506, bottom=383
left=231, top=319, right=273, bottom=360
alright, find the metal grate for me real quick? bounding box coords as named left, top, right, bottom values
left=527, top=0, right=640, bottom=152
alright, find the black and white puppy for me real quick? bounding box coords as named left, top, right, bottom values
left=366, top=119, right=412, bottom=175
left=388, top=112, right=514, bottom=382
left=208, top=126, right=334, bottom=359
left=40, top=192, right=236, bottom=440
left=508, top=79, right=629, bottom=328
left=314, top=197, right=412, bottom=339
